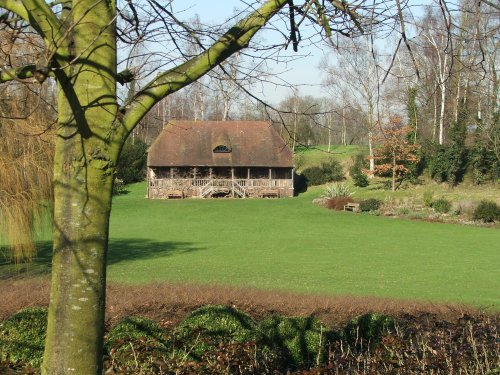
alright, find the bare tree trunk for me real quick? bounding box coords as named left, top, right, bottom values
left=342, top=106, right=347, bottom=146
left=292, top=111, right=297, bottom=152
left=327, top=112, right=332, bottom=152
left=368, top=130, right=375, bottom=177
left=392, top=151, right=396, bottom=191
left=438, top=77, right=446, bottom=145
left=432, top=87, right=438, bottom=142
left=42, top=2, right=119, bottom=372
left=368, top=103, right=375, bottom=177
left=222, top=95, right=229, bottom=121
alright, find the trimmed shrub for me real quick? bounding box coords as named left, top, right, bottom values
left=352, top=171, right=369, bottom=187
left=360, top=198, right=382, bottom=212
left=0, top=307, right=47, bottom=367
left=473, top=201, right=500, bottom=223
left=174, top=305, right=259, bottom=360
left=301, top=166, right=325, bottom=186
left=105, top=316, right=169, bottom=373
left=343, top=313, right=396, bottom=347
left=260, top=315, right=332, bottom=369
left=302, top=159, right=344, bottom=186
left=106, top=316, right=167, bottom=348
left=432, top=198, right=451, bottom=214
left=321, top=159, right=344, bottom=182
left=350, top=153, right=369, bottom=187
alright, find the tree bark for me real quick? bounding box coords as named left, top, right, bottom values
left=42, top=139, right=116, bottom=374
left=41, top=0, right=119, bottom=372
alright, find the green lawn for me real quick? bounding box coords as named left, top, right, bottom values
left=2, top=146, right=498, bottom=308
left=295, top=145, right=365, bottom=172
left=2, top=182, right=498, bottom=307
left=101, top=182, right=499, bottom=308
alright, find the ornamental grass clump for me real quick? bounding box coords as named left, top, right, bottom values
left=0, top=307, right=47, bottom=368
left=322, top=183, right=354, bottom=199
left=322, top=183, right=356, bottom=211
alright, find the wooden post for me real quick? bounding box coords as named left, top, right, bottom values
left=231, top=168, right=235, bottom=198
left=209, top=167, right=212, bottom=179
left=269, top=168, right=272, bottom=187
left=147, top=167, right=150, bottom=198
left=170, top=167, right=173, bottom=179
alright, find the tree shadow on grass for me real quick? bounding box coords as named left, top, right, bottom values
left=0, top=238, right=202, bottom=280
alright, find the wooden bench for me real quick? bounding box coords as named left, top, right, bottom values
left=261, top=189, right=279, bottom=198
left=165, top=190, right=184, bottom=199
left=343, top=202, right=360, bottom=212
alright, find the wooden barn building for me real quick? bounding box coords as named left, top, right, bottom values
left=147, top=121, right=294, bottom=199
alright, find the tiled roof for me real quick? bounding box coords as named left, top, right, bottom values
left=147, top=120, right=294, bottom=168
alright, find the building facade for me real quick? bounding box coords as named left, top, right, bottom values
left=147, top=121, right=294, bottom=198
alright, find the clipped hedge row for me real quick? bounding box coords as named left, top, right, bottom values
left=1, top=306, right=396, bottom=373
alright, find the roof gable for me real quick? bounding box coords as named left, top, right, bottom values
left=147, top=121, right=294, bottom=168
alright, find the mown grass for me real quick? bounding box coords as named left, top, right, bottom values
left=102, top=182, right=500, bottom=308
left=1, top=145, right=498, bottom=309
left=294, top=145, right=365, bottom=172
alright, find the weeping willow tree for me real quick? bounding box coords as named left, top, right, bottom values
left=0, top=0, right=398, bottom=373
left=0, top=110, right=54, bottom=262
left=0, top=28, right=55, bottom=262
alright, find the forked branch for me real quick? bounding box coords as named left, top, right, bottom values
left=121, top=0, right=289, bottom=135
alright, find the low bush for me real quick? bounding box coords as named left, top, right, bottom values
left=106, top=316, right=167, bottom=348
left=321, top=159, right=344, bottom=182
left=302, top=159, right=344, bottom=186
left=260, top=315, right=333, bottom=369
left=0, top=307, right=47, bottom=367
left=432, top=198, right=451, bottom=213
left=174, top=305, right=259, bottom=360
left=116, top=138, right=148, bottom=185
left=343, top=313, right=396, bottom=348
left=352, top=171, right=369, bottom=187
left=112, top=177, right=127, bottom=195
left=359, top=199, right=382, bottom=212
left=473, top=200, right=500, bottom=223
left=105, top=316, right=170, bottom=373
left=301, top=166, right=325, bottom=186
left=350, top=154, right=369, bottom=187
left=423, top=191, right=434, bottom=207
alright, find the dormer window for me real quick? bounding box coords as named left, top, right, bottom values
left=213, top=145, right=231, bottom=153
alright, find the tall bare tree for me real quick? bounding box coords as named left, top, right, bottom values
left=322, top=37, right=381, bottom=174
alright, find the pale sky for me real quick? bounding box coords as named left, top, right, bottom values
left=175, top=0, right=327, bottom=103
left=171, top=0, right=429, bottom=104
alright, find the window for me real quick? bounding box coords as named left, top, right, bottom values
left=213, top=145, right=231, bottom=153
